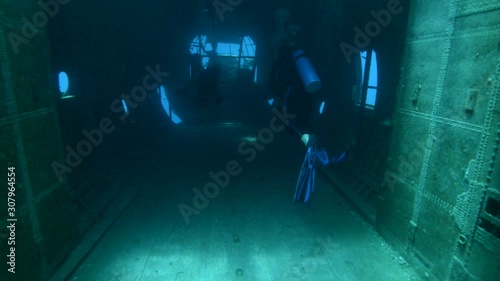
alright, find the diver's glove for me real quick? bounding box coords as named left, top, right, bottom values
left=301, top=134, right=310, bottom=146
left=300, top=134, right=346, bottom=166
left=301, top=133, right=316, bottom=147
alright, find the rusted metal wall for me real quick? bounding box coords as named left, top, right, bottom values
left=379, top=0, right=500, bottom=280
left=0, top=1, right=78, bottom=280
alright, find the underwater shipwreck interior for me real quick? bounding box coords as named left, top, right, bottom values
left=1, top=0, right=500, bottom=280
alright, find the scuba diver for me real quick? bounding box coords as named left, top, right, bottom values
left=192, top=40, right=223, bottom=107
left=269, top=45, right=313, bottom=135
left=195, top=62, right=223, bottom=107
left=268, top=19, right=346, bottom=205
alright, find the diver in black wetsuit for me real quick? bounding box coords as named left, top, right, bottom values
left=269, top=45, right=314, bottom=138
left=195, top=62, right=223, bottom=107
left=268, top=28, right=346, bottom=204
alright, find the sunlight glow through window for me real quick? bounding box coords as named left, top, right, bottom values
left=160, top=86, right=182, bottom=124
left=58, top=72, right=69, bottom=94
left=359, top=50, right=378, bottom=108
